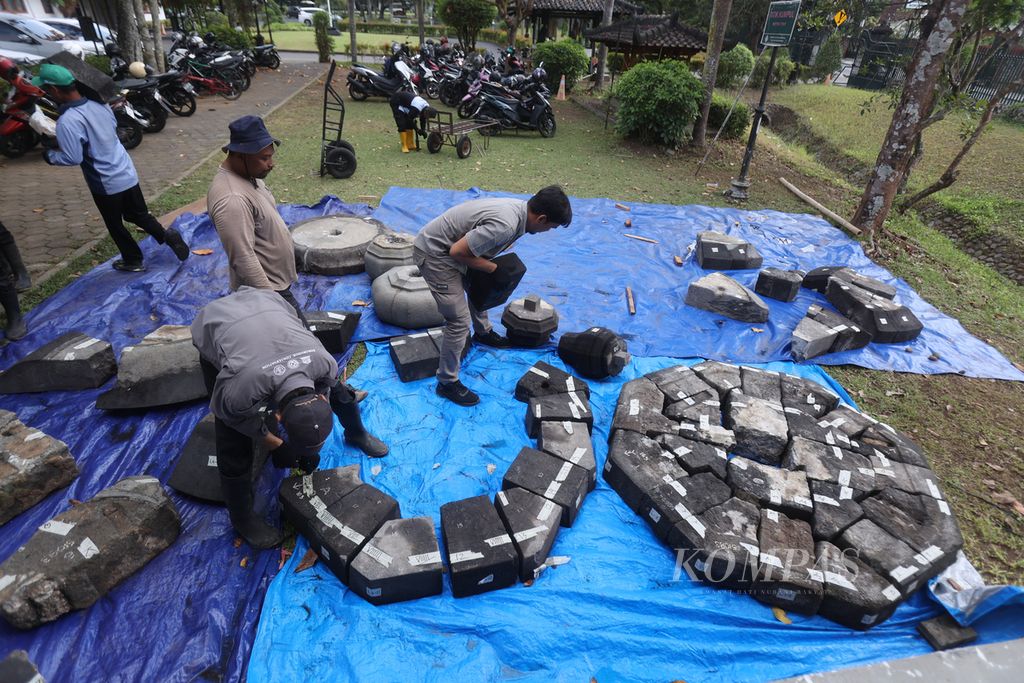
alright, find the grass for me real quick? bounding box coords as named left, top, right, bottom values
left=269, top=29, right=432, bottom=53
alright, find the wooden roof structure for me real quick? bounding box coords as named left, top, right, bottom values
left=527, top=0, right=644, bottom=20
left=584, top=13, right=708, bottom=59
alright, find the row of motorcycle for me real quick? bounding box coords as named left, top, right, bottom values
left=346, top=42, right=556, bottom=137
left=0, top=31, right=281, bottom=159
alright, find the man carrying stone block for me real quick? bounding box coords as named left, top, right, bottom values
left=413, top=186, right=573, bottom=406
left=191, top=287, right=388, bottom=549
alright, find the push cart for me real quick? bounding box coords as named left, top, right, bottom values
left=423, top=111, right=498, bottom=159
left=320, top=60, right=357, bottom=179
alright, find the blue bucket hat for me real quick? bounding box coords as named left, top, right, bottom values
left=222, top=115, right=280, bottom=154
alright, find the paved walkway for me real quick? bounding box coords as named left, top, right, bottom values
left=0, top=61, right=318, bottom=287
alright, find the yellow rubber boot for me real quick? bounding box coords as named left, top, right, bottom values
left=408, top=130, right=419, bottom=151
left=400, top=131, right=410, bottom=153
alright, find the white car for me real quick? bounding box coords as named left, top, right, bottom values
left=298, top=7, right=337, bottom=25
left=0, top=12, right=87, bottom=58
left=0, top=46, right=42, bottom=66
left=40, top=17, right=116, bottom=44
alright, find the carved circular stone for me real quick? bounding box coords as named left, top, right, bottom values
left=291, top=215, right=388, bottom=275
left=364, top=232, right=417, bottom=281
left=371, top=265, right=444, bottom=329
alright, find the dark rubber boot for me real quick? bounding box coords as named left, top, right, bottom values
left=219, top=472, right=284, bottom=549
left=0, top=282, right=26, bottom=341
left=0, top=226, right=31, bottom=292
left=333, top=388, right=389, bottom=457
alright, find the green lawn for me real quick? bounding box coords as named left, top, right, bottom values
left=269, top=29, right=431, bottom=54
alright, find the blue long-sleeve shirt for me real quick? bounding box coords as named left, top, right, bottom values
left=45, top=97, right=138, bottom=196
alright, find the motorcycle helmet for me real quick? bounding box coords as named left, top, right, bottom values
left=104, top=41, right=122, bottom=57
left=506, top=46, right=515, bottom=56
left=128, top=61, right=148, bottom=79
left=203, top=31, right=217, bottom=45
left=470, top=53, right=484, bottom=69
left=166, top=31, right=183, bottom=45
left=0, top=57, right=17, bottom=82
left=187, top=34, right=205, bottom=50
left=391, top=41, right=402, bottom=56
left=440, top=36, right=448, bottom=44
left=532, top=67, right=547, bottom=82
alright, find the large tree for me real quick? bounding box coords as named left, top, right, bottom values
left=438, top=0, right=496, bottom=50
left=494, top=0, right=534, bottom=46
left=693, top=0, right=734, bottom=150
left=592, top=0, right=614, bottom=91
left=851, top=0, right=970, bottom=244
left=116, top=0, right=142, bottom=62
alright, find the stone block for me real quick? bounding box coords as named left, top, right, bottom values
left=348, top=517, right=443, bottom=605
left=389, top=331, right=440, bottom=382
left=754, top=268, right=803, bottom=302
left=691, top=360, right=743, bottom=398
left=791, top=316, right=840, bottom=362
left=0, top=650, right=43, bottom=683
left=611, top=378, right=675, bottom=438
left=646, top=365, right=713, bottom=403
left=695, top=231, right=763, bottom=270
left=861, top=487, right=962, bottom=558
left=691, top=497, right=761, bottom=586
left=723, top=392, right=789, bottom=465
left=279, top=466, right=364, bottom=530
left=0, top=332, right=116, bottom=393
left=818, top=404, right=877, bottom=440
left=779, top=374, right=839, bottom=419
left=917, top=614, right=978, bottom=651
left=676, top=421, right=736, bottom=451
left=168, top=413, right=270, bottom=504
left=440, top=495, right=519, bottom=598
left=664, top=394, right=720, bottom=426
left=782, top=437, right=877, bottom=493
left=45, top=51, right=119, bottom=103
left=537, top=420, right=596, bottom=490
left=727, top=456, right=813, bottom=519
left=804, top=304, right=873, bottom=353
left=465, top=253, right=527, bottom=311
left=525, top=392, right=592, bottom=438
left=495, top=487, right=561, bottom=582
left=740, top=366, right=782, bottom=404
left=556, top=327, right=630, bottom=379
left=815, top=540, right=902, bottom=630
left=372, top=265, right=445, bottom=329
left=96, top=326, right=207, bottom=410
left=304, top=310, right=361, bottom=354
left=830, top=268, right=897, bottom=300
left=825, top=278, right=923, bottom=344
left=685, top=273, right=769, bottom=323
left=514, top=361, right=589, bottom=403
left=603, top=430, right=687, bottom=513
left=291, top=214, right=386, bottom=275
left=363, top=231, right=416, bottom=281
left=809, top=480, right=863, bottom=541
left=754, top=509, right=823, bottom=615
left=784, top=407, right=854, bottom=449
left=656, top=434, right=728, bottom=480
left=643, top=472, right=731, bottom=545
left=886, top=461, right=944, bottom=500
left=0, top=476, right=180, bottom=629
left=0, top=412, right=78, bottom=526
left=839, top=519, right=931, bottom=596
left=857, top=423, right=930, bottom=468
left=502, top=447, right=589, bottom=527
left=501, top=294, right=559, bottom=348
left=802, top=266, right=847, bottom=293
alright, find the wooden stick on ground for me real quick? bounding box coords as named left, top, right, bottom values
left=614, top=202, right=631, bottom=211
left=778, top=177, right=862, bottom=237
left=673, top=255, right=683, bottom=267
left=624, top=233, right=659, bottom=244
left=626, top=286, right=636, bottom=315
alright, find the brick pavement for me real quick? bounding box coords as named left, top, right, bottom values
left=0, top=61, right=319, bottom=286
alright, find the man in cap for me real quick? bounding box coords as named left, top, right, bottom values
left=413, top=186, right=573, bottom=406
left=35, top=63, right=190, bottom=272
left=389, top=90, right=437, bottom=153
left=192, top=286, right=388, bottom=548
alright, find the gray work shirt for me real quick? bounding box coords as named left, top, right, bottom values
left=190, top=286, right=338, bottom=439
left=413, top=198, right=528, bottom=273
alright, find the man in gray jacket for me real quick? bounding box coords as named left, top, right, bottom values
left=192, top=286, right=388, bottom=548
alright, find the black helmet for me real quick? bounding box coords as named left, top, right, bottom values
left=532, top=67, right=547, bottom=82
left=470, top=53, right=484, bottom=69
left=203, top=31, right=217, bottom=45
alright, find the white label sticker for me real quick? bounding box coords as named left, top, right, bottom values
left=861, top=614, right=878, bottom=625
left=882, top=585, right=901, bottom=601
left=674, top=504, right=705, bottom=538
left=449, top=550, right=485, bottom=564
left=534, top=404, right=542, bottom=419
left=477, top=574, right=494, bottom=585
left=766, top=510, right=779, bottom=522
left=806, top=569, right=824, bottom=583
left=308, top=325, right=318, bottom=331
left=926, top=479, right=942, bottom=499
left=337, top=524, right=365, bottom=546
left=813, top=494, right=839, bottom=507
left=628, top=399, right=640, bottom=416
left=831, top=447, right=843, bottom=460
left=715, top=448, right=727, bottom=460
left=839, top=486, right=854, bottom=500
left=838, top=470, right=851, bottom=486
left=793, top=495, right=813, bottom=509
left=326, top=312, right=346, bottom=321
left=565, top=377, right=576, bottom=392
left=366, top=586, right=382, bottom=597
left=543, top=480, right=563, bottom=499
left=497, top=491, right=508, bottom=506
left=310, top=497, right=327, bottom=514
left=739, top=543, right=760, bottom=559
left=391, top=339, right=406, bottom=347
left=363, top=544, right=393, bottom=568
left=569, top=402, right=581, bottom=420
left=569, top=391, right=587, bottom=413
left=408, top=551, right=442, bottom=566
left=669, top=479, right=688, bottom=498
left=733, top=459, right=748, bottom=470
left=777, top=588, right=797, bottom=602
left=889, top=565, right=919, bottom=582
left=699, top=414, right=710, bottom=429
left=25, top=431, right=45, bottom=442
left=73, top=337, right=101, bottom=350
left=514, top=526, right=548, bottom=543
left=858, top=467, right=875, bottom=477
left=320, top=546, right=331, bottom=560
left=921, top=545, right=943, bottom=563
left=673, top=444, right=692, bottom=457
left=0, top=575, right=14, bottom=592
left=570, top=447, right=587, bottom=464
left=538, top=499, right=557, bottom=521
left=769, top=489, right=782, bottom=505
left=824, top=571, right=857, bottom=592
left=648, top=508, right=662, bottom=523
left=78, top=537, right=100, bottom=559
left=409, top=332, right=428, bottom=339
left=938, top=500, right=951, bottom=515
left=562, top=421, right=574, bottom=435
left=555, top=462, right=573, bottom=482
left=207, top=455, right=218, bottom=467
left=528, top=366, right=550, bottom=378
left=484, top=534, right=513, bottom=548
left=40, top=520, right=75, bottom=536
left=316, top=508, right=338, bottom=528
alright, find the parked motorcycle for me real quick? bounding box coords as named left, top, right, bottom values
left=347, top=60, right=416, bottom=100
left=475, top=67, right=556, bottom=138
left=251, top=44, right=281, bottom=69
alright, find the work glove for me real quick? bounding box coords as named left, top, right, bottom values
left=270, top=440, right=298, bottom=469
left=297, top=451, right=321, bottom=473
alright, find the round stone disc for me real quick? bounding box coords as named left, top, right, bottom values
left=291, top=215, right=388, bottom=275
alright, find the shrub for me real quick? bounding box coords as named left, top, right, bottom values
left=85, top=54, right=111, bottom=75
left=204, top=11, right=230, bottom=29
left=607, top=51, right=625, bottom=74
left=751, top=51, right=795, bottom=85
left=208, top=26, right=252, bottom=49
left=264, top=1, right=284, bottom=24
left=716, top=44, right=755, bottom=88
left=313, top=11, right=334, bottom=62
left=1000, top=101, right=1024, bottom=125
left=531, top=38, right=588, bottom=92
left=812, top=33, right=843, bottom=79
left=706, top=93, right=750, bottom=139
left=689, top=51, right=706, bottom=72
left=614, top=59, right=704, bottom=147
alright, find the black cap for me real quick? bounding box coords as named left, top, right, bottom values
left=280, top=393, right=333, bottom=459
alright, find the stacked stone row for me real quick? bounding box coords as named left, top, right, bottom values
left=604, top=359, right=962, bottom=630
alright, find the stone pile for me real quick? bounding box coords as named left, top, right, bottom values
left=0, top=411, right=78, bottom=526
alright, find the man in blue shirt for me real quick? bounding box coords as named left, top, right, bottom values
left=35, top=64, right=190, bottom=272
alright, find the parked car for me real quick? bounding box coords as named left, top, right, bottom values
left=0, top=46, right=42, bottom=66
left=0, top=12, right=86, bottom=58
left=40, top=17, right=116, bottom=44
left=298, top=7, right=327, bottom=25
left=286, top=5, right=301, bottom=19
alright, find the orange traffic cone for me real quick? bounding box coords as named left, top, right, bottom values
left=556, top=74, right=566, bottom=101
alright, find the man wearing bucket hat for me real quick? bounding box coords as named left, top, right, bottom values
left=192, top=286, right=388, bottom=548
left=35, top=63, right=191, bottom=272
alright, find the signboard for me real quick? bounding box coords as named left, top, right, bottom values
left=834, top=9, right=849, bottom=27
left=761, top=0, right=802, bottom=47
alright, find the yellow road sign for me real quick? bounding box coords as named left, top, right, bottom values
left=834, top=9, right=848, bottom=27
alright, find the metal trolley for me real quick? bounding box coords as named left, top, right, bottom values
left=423, top=111, right=498, bottom=159
left=320, top=60, right=357, bottom=179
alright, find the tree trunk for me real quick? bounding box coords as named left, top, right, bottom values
left=417, top=0, right=425, bottom=46
left=850, top=0, right=969, bottom=241
left=150, top=0, right=166, bottom=71
left=693, top=0, right=733, bottom=149
left=116, top=0, right=143, bottom=62
left=593, top=0, right=614, bottom=91
left=349, top=0, right=358, bottom=62
left=897, top=131, right=924, bottom=195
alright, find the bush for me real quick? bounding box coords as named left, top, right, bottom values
left=706, top=93, right=750, bottom=139
left=85, top=54, right=111, bottom=75
left=264, top=1, right=283, bottom=24
left=614, top=59, right=704, bottom=147
left=531, top=38, right=588, bottom=92
left=205, top=11, right=230, bottom=29
left=607, top=51, right=625, bottom=74
left=689, top=51, right=706, bottom=72
left=716, top=44, right=755, bottom=88
left=751, top=51, right=795, bottom=85
left=313, top=11, right=334, bottom=62
left=812, top=33, right=842, bottom=79
left=1000, top=101, right=1024, bottom=125
left=208, top=26, right=252, bottom=49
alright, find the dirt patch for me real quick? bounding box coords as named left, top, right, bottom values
left=765, top=104, right=872, bottom=186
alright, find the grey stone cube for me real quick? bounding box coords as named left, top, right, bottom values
left=692, top=360, right=743, bottom=398
left=96, top=326, right=207, bottom=410
left=754, top=508, right=823, bottom=615
left=495, top=487, right=561, bottom=582
left=514, top=361, right=589, bottom=403
left=643, top=472, right=731, bottom=545
left=537, top=420, right=596, bottom=491
left=525, top=392, right=592, bottom=438
left=723, top=392, right=789, bottom=465
left=754, top=268, right=803, bottom=302
left=727, top=456, right=813, bottom=519
left=611, top=378, right=676, bottom=438
left=502, top=447, right=589, bottom=527
left=656, top=434, right=728, bottom=480
left=440, top=495, right=519, bottom=598
left=816, top=540, right=902, bottom=630
left=348, top=517, right=443, bottom=605
left=809, top=480, right=864, bottom=541
left=603, top=430, right=688, bottom=514
left=685, top=273, right=769, bottom=323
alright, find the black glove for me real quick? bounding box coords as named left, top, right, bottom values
left=297, top=451, right=321, bottom=473
left=270, top=440, right=297, bottom=469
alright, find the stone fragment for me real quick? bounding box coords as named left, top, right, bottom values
left=723, top=392, right=789, bottom=465
left=839, top=519, right=931, bottom=596
left=791, top=316, right=839, bottom=362
left=372, top=265, right=445, bottom=329
left=685, top=273, right=769, bottom=323
left=465, top=253, right=527, bottom=311
left=642, top=472, right=731, bottom=545
left=885, top=461, right=944, bottom=499
left=857, top=423, right=929, bottom=468
left=501, top=294, right=559, bottom=347
left=695, top=231, right=763, bottom=270
left=279, top=466, right=363, bottom=522
left=818, top=403, right=877, bottom=439
left=647, top=365, right=713, bottom=403
left=727, top=456, right=813, bottom=519
left=830, top=268, right=898, bottom=300
left=611, top=378, right=676, bottom=437
left=784, top=406, right=856, bottom=450
left=656, top=434, right=728, bottom=480
left=782, top=437, right=877, bottom=493
left=740, top=366, right=782, bottom=404
left=691, top=360, right=743, bottom=398
left=0, top=332, right=116, bottom=394
left=440, top=495, right=519, bottom=598
left=363, top=231, right=416, bottom=280
left=691, top=497, right=761, bottom=586
left=917, top=614, right=978, bottom=651
left=754, top=267, right=803, bottom=302
left=861, top=487, right=962, bottom=557
left=779, top=373, right=839, bottom=419
left=96, top=326, right=207, bottom=410
left=304, top=310, right=361, bottom=354
left=804, top=304, right=873, bottom=353
left=676, top=420, right=736, bottom=451
left=348, top=517, right=443, bottom=605
left=754, top=509, right=823, bottom=615
left=801, top=266, right=847, bottom=293
left=664, top=393, right=720, bottom=426
left=825, top=277, right=923, bottom=344
left=0, top=650, right=43, bottom=683
left=537, top=420, right=596, bottom=490
left=0, top=476, right=180, bottom=629
left=816, top=540, right=902, bottom=630
left=291, top=214, right=386, bottom=275
left=168, top=413, right=270, bottom=504
left=495, top=487, right=561, bottom=582
left=502, top=447, right=589, bottom=527
left=0, top=411, right=78, bottom=526
left=603, top=430, right=688, bottom=513
left=809, top=480, right=863, bottom=541
left=525, top=392, right=592, bottom=438
left=557, top=327, right=630, bottom=379
left=389, top=331, right=440, bottom=382
left=514, top=361, right=589, bottom=403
